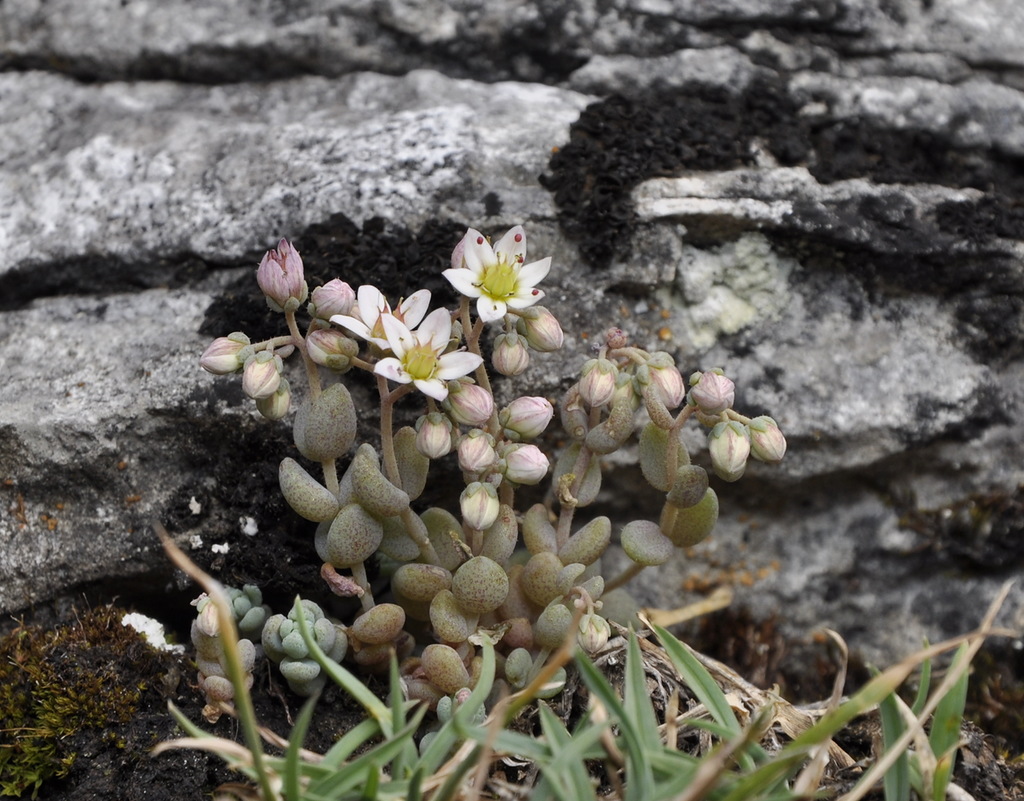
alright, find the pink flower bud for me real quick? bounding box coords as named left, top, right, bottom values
left=310, top=279, right=356, bottom=320
left=306, top=329, right=358, bottom=371
left=458, top=429, right=497, bottom=475
left=492, top=332, right=530, bottom=376
left=195, top=597, right=219, bottom=637
left=748, top=416, right=787, bottom=463
left=200, top=332, right=250, bottom=375
left=578, top=358, right=618, bottom=408
left=257, top=238, right=308, bottom=313
left=415, top=412, right=453, bottom=459
left=460, top=481, right=500, bottom=530
left=444, top=380, right=495, bottom=427
left=688, top=370, right=735, bottom=415
left=516, top=306, right=564, bottom=352
left=577, top=612, right=611, bottom=654
left=708, top=421, right=750, bottom=482
left=256, top=378, right=291, bottom=420
left=499, top=396, right=554, bottom=441
left=645, top=352, right=685, bottom=409
left=241, top=351, right=282, bottom=399
left=502, top=444, right=549, bottom=485
left=604, top=327, right=629, bottom=349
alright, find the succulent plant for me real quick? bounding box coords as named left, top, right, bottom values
left=196, top=225, right=787, bottom=707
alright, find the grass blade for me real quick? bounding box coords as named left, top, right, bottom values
left=929, top=643, right=969, bottom=801
left=576, top=646, right=656, bottom=801
left=876, top=677, right=910, bottom=801
left=283, top=692, right=320, bottom=801
left=293, top=598, right=393, bottom=733
left=653, top=623, right=742, bottom=737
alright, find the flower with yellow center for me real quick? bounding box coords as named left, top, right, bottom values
left=374, top=308, right=483, bottom=401
left=443, top=226, right=551, bottom=323
left=331, top=285, right=431, bottom=350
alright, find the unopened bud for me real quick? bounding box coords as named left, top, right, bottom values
left=200, top=332, right=250, bottom=375
left=501, top=444, right=549, bottom=485
left=460, top=481, right=500, bottom=530
left=415, top=412, right=453, bottom=459
left=688, top=370, right=735, bottom=415
left=577, top=612, right=611, bottom=654
left=516, top=306, right=564, bottom=352
left=492, top=332, right=530, bottom=376
left=708, top=421, right=750, bottom=482
left=256, top=378, right=291, bottom=420
left=242, top=351, right=282, bottom=399
left=604, top=327, right=629, bottom=349
left=306, top=329, right=358, bottom=371
left=257, top=239, right=308, bottom=313
left=579, top=358, right=618, bottom=408
left=444, top=380, right=495, bottom=427
left=458, top=429, right=497, bottom=475
left=748, top=416, right=787, bottom=463
left=500, top=396, right=554, bottom=441
left=612, top=371, right=640, bottom=411
left=196, top=597, right=219, bottom=638
left=645, top=352, right=685, bottom=409
left=309, top=279, right=355, bottom=320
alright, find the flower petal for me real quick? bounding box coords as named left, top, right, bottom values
left=357, top=285, right=387, bottom=323
left=436, top=350, right=484, bottom=380
left=413, top=378, right=449, bottom=401
left=374, top=357, right=410, bottom=384
left=461, top=229, right=494, bottom=274
left=476, top=296, right=507, bottom=323
left=516, top=257, right=551, bottom=289
left=443, top=268, right=483, bottom=299
left=331, top=314, right=371, bottom=339
left=493, top=225, right=527, bottom=264
left=417, top=307, right=452, bottom=352
left=507, top=287, right=545, bottom=310
left=381, top=314, right=414, bottom=359
left=398, top=289, right=432, bottom=329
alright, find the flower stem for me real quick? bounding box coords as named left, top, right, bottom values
left=285, top=310, right=321, bottom=398
left=378, top=374, right=401, bottom=486
left=350, top=561, right=375, bottom=612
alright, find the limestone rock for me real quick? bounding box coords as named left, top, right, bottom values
left=2, top=0, right=1023, bottom=669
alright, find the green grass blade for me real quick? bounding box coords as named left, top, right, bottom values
left=430, top=744, right=483, bottom=801
left=653, top=623, right=741, bottom=737
left=360, top=761, right=380, bottom=801
left=386, top=654, right=419, bottom=781
left=293, top=598, right=393, bottom=734
left=929, top=643, right=969, bottom=801
left=319, top=718, right=383, bottom=769
left=535, top=704, right=593, bottom=801
left=911, top=654, right=932, bottom=717
left=876, top=678, right=910, bottom=801
left=576, top=648, right=655, bottom=801
left=308, top=718, right=420, bottom=797
left=623, top=631, right=663, bottom=752
left=283, top=691, right=320, bottom=801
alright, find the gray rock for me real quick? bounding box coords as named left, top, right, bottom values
left=3, top=0, right=1023, bottom=672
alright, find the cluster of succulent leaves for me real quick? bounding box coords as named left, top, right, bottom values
left=0, top=607, right=160, bottom=798
left=159, top=552, right=989, bottom=801
left=195, top=226, right=787, bottom=711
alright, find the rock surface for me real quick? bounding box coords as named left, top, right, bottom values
left=3, top=0, right=1024, bottom=667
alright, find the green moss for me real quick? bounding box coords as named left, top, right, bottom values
left=0, top=606, right=163, bottom=798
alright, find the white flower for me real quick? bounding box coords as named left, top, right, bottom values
left=330, top=284, right=431, bottom=350
left=443, top=226, right=551, bottom=323
left=373, top=308, right=483, bottom=401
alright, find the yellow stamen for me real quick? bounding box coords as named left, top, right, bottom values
left=480, top=260, right=517, bottom=300
left=404, top=344, right=439, bottom=381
